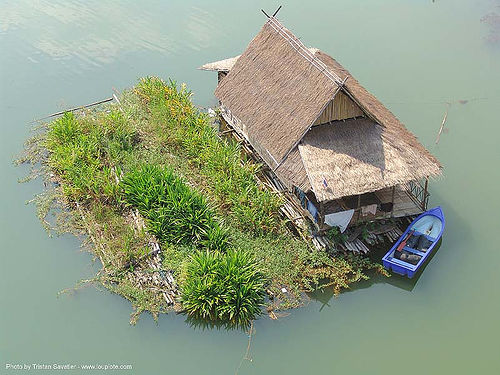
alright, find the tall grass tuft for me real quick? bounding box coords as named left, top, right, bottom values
left=45, top=111, right=135, bottom=203
left=181, top=249, right=266, bottom=328
left=121, top=164, right=229, bottom=251
left=135, top=77, right=283, bottom=235
left=121, top=164, right=177, bottom=213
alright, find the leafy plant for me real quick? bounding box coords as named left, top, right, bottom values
left=135, top=77, right=283, bottom=235
left=121, top=164, right=229, bottom=251
left=121, top=164, right=178, bottom=212
left=44, top=111, right=135, bottom=203
left=326, top=226, right=348, bottom=244
left=181, top=249, right=266, bottom=328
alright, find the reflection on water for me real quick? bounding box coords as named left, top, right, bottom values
left=186, top=6, right=223, bottom=51
left=0, top=0, right=223, bottom=67
left=480, top=0, right=500, bottom=43
left=481, top=12, right=500, bottom=43
left=308, top=238, right=443, bottom=310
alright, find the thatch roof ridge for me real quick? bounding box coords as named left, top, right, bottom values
left=214, top=19, right=340, bottom=169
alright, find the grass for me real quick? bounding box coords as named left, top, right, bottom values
left=181, top=250, right=266, bottom=328
left=18, top=76, right=387, bottom=326
left=121, top=164, right=229, bottom=251
left=45, top=111, right=135, bottom=203
left=135, top=78, right=283, bottom=235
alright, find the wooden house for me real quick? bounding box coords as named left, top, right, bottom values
left=200, top=17, right=441, bottom=232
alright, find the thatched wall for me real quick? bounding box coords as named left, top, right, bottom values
left=313, top=91, right=364, bottom=125
left=274, top=147, right=311, bottom=191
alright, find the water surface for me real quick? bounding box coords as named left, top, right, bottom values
left=1, top=0, right=500, bottom=374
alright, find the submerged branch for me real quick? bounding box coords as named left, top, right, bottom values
left=436, top=102, right=450, bottom=144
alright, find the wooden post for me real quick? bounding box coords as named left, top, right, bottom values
left=356, top=194, right=361, bottom=222
left=319, top=202, right=325, bottom=229
left=390, top=186, right=396, bottom=218
left=423, top=177, right=429, bottom=210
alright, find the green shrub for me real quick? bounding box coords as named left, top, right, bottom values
left=45, top=111, right=135, bottom=203
left=121, top=164, right=229, bottom=251
left=135, top=78, right=283, bottom=235
left=326, top=226, right=348, bottom=244
left=121, top=164, right=178, bottom=212
left=181, top=249, right=266, bottom=327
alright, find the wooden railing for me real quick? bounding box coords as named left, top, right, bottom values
left=405, top=179, right=430, bottom=211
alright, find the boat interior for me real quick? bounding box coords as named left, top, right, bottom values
left=389, top=214, right=443, bottom=266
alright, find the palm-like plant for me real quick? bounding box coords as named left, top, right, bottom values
left=181, top=250, right=266, bottom=328
left=121, top=164, right=229, bottom=251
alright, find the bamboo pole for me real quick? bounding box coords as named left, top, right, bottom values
left=33, top=97, right=113, bottom=123
left=390, top=186, right=396, bottom=218
left=356, top=194, right=361, bottom=222
left=112, top=93, right=124, bottom=113
left=75, top=201, right=108, bottom=266
left=423, top=177, right=429, bottom=210
left=436, top=103, right=450, bottom=144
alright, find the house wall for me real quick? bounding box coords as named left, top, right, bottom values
left=313, top=90, right=364, bottom=125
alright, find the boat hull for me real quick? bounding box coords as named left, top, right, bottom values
left=382, top=206, right=445, bottom=278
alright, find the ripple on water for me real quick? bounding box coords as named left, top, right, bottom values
left=1, top=0, right=187, bottom=68
left=481, top=1, right=500, bottom=44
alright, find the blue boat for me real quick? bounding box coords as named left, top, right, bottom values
left=382, top=206, right=445, bottom=278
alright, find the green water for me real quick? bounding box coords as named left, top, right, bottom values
left=1, top=0, right=500, bottom=373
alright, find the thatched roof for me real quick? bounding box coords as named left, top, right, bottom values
left=199, top=55, right=241, bottom=72
left=204, top=17, right=441, bottom=202
left=299, top=118, right=440, bottom=201
left=274, top=147, right=310, bottom=191
left=214, top=19, right=343, bottom=169
left=313, top=50, right=441, bottom=168
left=199, top=47, right=319, bottom=72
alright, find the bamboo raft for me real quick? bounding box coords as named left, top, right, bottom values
left=127, top=209, right=178, bottom=306
left=59, top=96, right=179, bottom=307
left=110, top=101, right=179, bottom=308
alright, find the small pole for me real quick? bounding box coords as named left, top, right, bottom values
left=390, top=186, right=396, bottom=218
left=319, top=202, right=325, bottom=229
left=423, top=178, right=429, bottom=210
left=272, top=5, right=282, bottom=17
left=357, top=194, right=361, bottom=222
left=32, top=97, right=113, bottom=123
left=261, top=9, right=271, bottom=18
